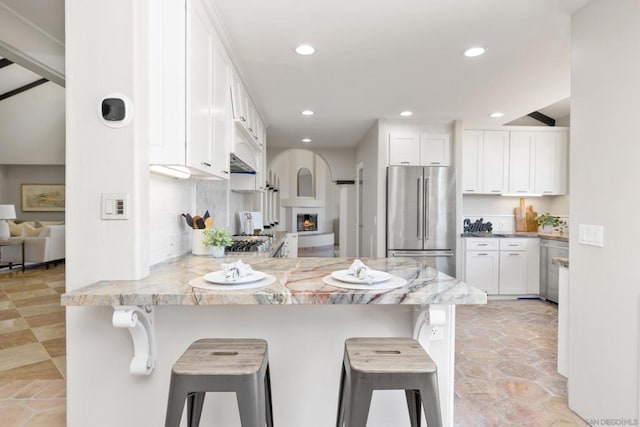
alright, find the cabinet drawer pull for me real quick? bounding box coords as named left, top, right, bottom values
left=465, top=189, right=475, bottom=192
left=508, top=253, right=520, bottom=256
left=508, top=244, right=519, bottom=247
left=430, top=162, right=440, bottom=165
left=477, top=253, right=488, bottom=256
left=201, top=162, right=211, bottom=167
left=517, top=190, right=527, bottom=193
left=543, top=191, right=553, bottom=194
left=477, top=243, right=488, bottom=247
left=401, top=161, right=410, bottom=165
left=490, top=190, right=501, bottom=193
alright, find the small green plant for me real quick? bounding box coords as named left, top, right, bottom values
left=536, top=213, right=567, bottom=232
left=202, top=227, right=232, bottom=248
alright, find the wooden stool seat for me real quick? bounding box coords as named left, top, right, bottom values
left=336, top=337, right=442, bottom=427
left=165, top=338, right=273, bottom=427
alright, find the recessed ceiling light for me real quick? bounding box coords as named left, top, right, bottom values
left=301, top=110, right=314, bottom=116
left=463, top=47, right=486, bottom=57
left=489, top=112, right=504, bottom=118
left=302, top=138, right=312, bottom=143
left=400, top=111, right=413, bottom=117
left=295, top=44, right=316, bottom=55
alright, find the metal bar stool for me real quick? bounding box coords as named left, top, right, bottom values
left=336, top=337, right=442, bottom=427
left=165, top=338, right=274, bottom=427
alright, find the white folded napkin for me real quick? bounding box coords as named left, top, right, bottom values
left=221, top=259, right=254, bottom=282
left=347, top=259, right=375, bottom=284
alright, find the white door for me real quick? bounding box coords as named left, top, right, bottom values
left=389, top=134, right=420, bottom=166
left=508, top=131, right=535, bottom=194
left=465, top=251, right=499, bottom=294
left=462, top=131, right=482, bottom=193
left=482, top=131, right=509, bottom=194
left=498, top=251, right=528, bottom=294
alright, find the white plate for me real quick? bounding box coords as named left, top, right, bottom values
left=330, top=269, right=391, bottom=284
left=322, top=275, right=407, bottom=290
left=203, top=270, right=266, bottom=285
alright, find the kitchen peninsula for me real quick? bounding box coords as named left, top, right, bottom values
left=62, top=254, right=486, bottom=427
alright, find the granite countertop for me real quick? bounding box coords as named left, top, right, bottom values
left=462, top=231, right=569, bottom=242
left=61, top=256, right=487, bottom=307
left=552, top=257, right=569, bottom=268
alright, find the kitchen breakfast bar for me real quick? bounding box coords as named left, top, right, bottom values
left=62, top=254, right=486, bottom=427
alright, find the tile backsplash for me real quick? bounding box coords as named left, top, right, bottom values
left=149, top=174, right=194, bottom=265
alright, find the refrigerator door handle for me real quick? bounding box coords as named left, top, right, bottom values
left=423, top=177, right=430, bottom=241
left=417, top=177, right=423, bottom=240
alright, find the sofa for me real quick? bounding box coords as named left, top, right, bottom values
left=0, top=221, right=65, bottom=269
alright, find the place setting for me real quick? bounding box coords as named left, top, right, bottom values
left=322, top=259, right=407, bottom=290
left=189, top=259, right=276, bottom=290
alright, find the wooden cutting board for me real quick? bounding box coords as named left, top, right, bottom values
left=514, top=198, right=527, bottom=232
left=525, top=205, right=539, bottom=232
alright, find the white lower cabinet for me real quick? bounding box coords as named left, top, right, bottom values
left=464, top=237, right=540, bottom=296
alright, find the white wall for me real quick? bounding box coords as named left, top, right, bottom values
left=355, top=121, right=380, bottom=256
left=569, top=0, right=640, bottom=422
left=3, top=165, right=65, bottom=221
left=0, top=165, right=7, bottom=202
left=268, top=146, right=356, bottom=182
left=0, top=82, right=65, bottom=164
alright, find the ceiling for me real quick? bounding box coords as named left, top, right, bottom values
left=214, top=0, right=590, bottom=148
left=2, top=0, right=587, bottom=148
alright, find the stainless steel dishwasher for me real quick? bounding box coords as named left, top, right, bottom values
left=540, top=238, right=568, bottom=303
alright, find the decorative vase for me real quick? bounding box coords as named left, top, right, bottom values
left=192, top=229, right=209, bottom=255
left=211, top=246, right=225, bottom=258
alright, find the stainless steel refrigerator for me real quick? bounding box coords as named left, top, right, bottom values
left=386, top=166, right=456, bottom=276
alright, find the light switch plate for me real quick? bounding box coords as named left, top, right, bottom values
left=101, top=193, right=128, bottom=220
left=578, top=224, right=604, bottom=247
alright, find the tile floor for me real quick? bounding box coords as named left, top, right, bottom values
left=0, top=265, right=588, bottom=426
left=455, top=300, right=588, bottom=426
left=0, top=265, right=66, bottom=427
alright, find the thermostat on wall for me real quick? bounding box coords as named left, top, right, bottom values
left=99, top=93, right=133, bottom=128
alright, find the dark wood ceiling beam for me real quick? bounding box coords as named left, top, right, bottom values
left=0, top=78, right=48, bottom=102
left=0, top=58, right=13, bottom=69
left=527, top=111, right=556, bottom=126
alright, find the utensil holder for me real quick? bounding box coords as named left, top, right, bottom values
left=192, top=229, right=210, bottom=256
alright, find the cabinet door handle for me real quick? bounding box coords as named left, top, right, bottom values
left=465, top=189, right=475, bottom=192
left=508, top=253, right=520, bottom=256
left=240, top=116, right=246, bottom=122
left=401, top=161, right=410, bottom=165
left=223, top=170, right=229, bottom=174
left=477, top=253, right=488, bottom=256
left=430, top=162, right=440, bottom=165
left=478, top=243, right=488, bottom=247
left=517, top=190, right=527, bottom=193
left=490, top=190, right=501, bottom=193
left=508, top=244, right=518, bottom=247
left=201, top=162, right=211, bottom=167
left=543, top=191, right=553, bottom=194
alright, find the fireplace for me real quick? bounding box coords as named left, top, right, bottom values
left=297, top=214, right=318, bottom=232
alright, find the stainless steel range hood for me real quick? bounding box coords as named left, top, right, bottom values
left=230, top=153, right=255, bottom=173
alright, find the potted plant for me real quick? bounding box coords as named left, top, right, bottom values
left=535, top=213, right=567, bottom=233
left=203, top=227, right=233, bottom=258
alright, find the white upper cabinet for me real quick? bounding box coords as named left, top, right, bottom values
left=230, top=73, right=264, bottom=152
left=186, top=0, right=214, bottom=175
left=149, top=0, right=232, bottom=179
left=533, top=131, right=568, bottom=195
left=211, top=37, right=231, bottom=178
left=389, top=133, right=420, bottom=165
left=462, top=130, right=508, bottom=194
left=508, top=131, right=535, bottom=194
left=389, top=132, right=451, bottom=166
left=509, top=130, right=568, bottom=195
left=420, top=134, right=451, bottom=166
left=464, top=128, right=568, bottom=196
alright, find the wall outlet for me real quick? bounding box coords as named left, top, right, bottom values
left=430, top=326, right=444, bottom=341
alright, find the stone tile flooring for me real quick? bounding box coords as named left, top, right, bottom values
left=0, top=265, right=589, bottom=426
left=455, top=300, right=588, bottom=426
left=0, top=265, right=66, bottom=426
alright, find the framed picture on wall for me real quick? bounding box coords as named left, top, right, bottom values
left=21, top=184, right=65, bottom=212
